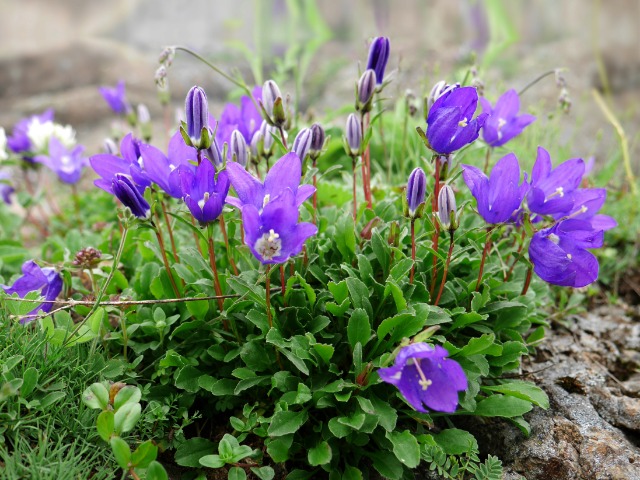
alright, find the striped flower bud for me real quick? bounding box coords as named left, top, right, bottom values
left=357, top=69, right=377, bottom=112
left=406, top=167, right=427, bottom=218
left=309, top=123, right=325, bottom=159
left=112, top=174, right=150, bottom=219
left=185, top=86, right=210, bottom=149
left=230, top=129, right=248, bottom=167
left=292, top=128, right=312, bottom=161
left=366, top=36, right=390, bottom=85
left=346, top=114, right=361, bottom=156
left=437, top=184, right=457, bottom=230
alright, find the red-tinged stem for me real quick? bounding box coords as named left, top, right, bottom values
left=475, top=227, right=493, bottom=292
left=435, top=235, right=455, bottom=306
left=153, top=224, right=181, bottom=298
left=278, top=126, right=288, bottom=149
left=352, top=157, right=358, bottom=222
left=312, top=159, right=318, bottom=225
left=360, top=113, right=373, bottom=209
left=429, top=158, right=442, bottom=296
left=207, top=229, right=228, bottom=330
left=521, top=266, right=533, bottom=296
left=505, top=231, right=527, bottom=281
left=410, top=219, right=416, bottom=284
left=219, top=215, right=238, bottom=275
left=160, top=197, right=179, bottom=263
left=483, top=147, right=493, bottom=173
left=280, top=264, right=286, bottom=306
left=265, top=265, right=273, bottom=329
left=197, top=149, right=203, bottom=166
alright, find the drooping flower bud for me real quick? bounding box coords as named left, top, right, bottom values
left=437, top=184, right=457, bottom=231
left=406, top=167, right=427, bottom=218
left=112, top=174, right=150, bottom=219
left=366, top=36, right=390, bottom=86
left=292, top=128, right=312, bottom=162
left=261, top=80, right=286, bottom=127
left=250, top=130, right=262, bottom=158
left=259, top=120, right=276, bottom=156
left=309, top=123, right=325, bottom=160
left=345, top=114, right=361, bottom=156
left=426, top=80, right=460, bottom=114
left=230, top=129, right=248, bottom=166
left=357, top=69, right=377, bottom=113
left=185, top=86, right=211, bottom=149
left=204, top=138, right=224, bottom=169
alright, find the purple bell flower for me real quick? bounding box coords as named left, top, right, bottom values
left=378, top=343, right=467, bottom=413
left=241, top=187, right=317, bottom=264
left=1, top=260, right=63, bottom=324
left=34, top=137, right=87, bottom=184
left=462, top=153, right=528, bottom=224
left=112, top=173, right=150, bottom=219
left=213, top=86, right=263, bottom=158
left=426, top=86, right=488, bottom=155
left=7, top=110, right=54, bottom=154
left=406, top=167, right=427, bottom=217
left=140, top=131, right=197, bottom=198
left=554, top=187, right=617, bottom=232
left=99, top=80, right=131, bottom=115
left=526, top=147, right=584, bottom=217
left=366, top=36, right=390, bottom=85
left=178, top=158, right=230, bottom=225
left=529, top=219, right=603, bottom=288
left=0, top=170, right=14, bottom=204
left=480, top=89, right=535, bottom=147
left=90, top=133, right=150, bottom=194
left=225, top=152, right=315, bottom=211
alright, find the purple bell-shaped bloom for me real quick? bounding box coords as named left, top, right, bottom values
left=378, top=343, right=467, bottom=413
left=241, top=187, right=317, bottom=264
left=112, top=173, right=150, bottom=219
left=178, top=159, right=230, bottom=225
left=554, top=187, right=617, bottom=232
left=140, top=131, right=197, bottom=198
left=34, top=137, right=88, bottom=184
left=90, top=133, right=150, bottom=194
left=426, top=86, right=488, bottom=155
left=99, top=80, right=131, bottom=115
left=213, top=86, right=263, bottom=152
left=2, top=260, right=63, bottom=324
left=462, top=153, right=528, bottom=224
left=526, top=147, right=584, bottom=217
left=366, top=36, right=390, bottom=85
left=480, top=89, right=535, bottom=147
left=529, top=219, right=603, bottom=288
left=7, top=109, right=55, bottom=154
left=225, top=152, right=315, bottom=211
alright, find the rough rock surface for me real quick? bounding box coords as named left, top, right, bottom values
left=464, top=305, right=640, bottom=480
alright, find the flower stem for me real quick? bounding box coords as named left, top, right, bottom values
left=64, top=225, right=129, bottom=346
left=312, top=159, right=318, bottom=225
left=518, top=69, right=557, bottom=97
left=153, top=222, right=181, bottom=298
left=265, top=265, right=273, bottom=329
left=159, top=196, right=179, bottom=263
left=278, top=126, right=288, bottom=150
left=435, top=233, right=455, bottom=306
left=429, top=158, right=442, bottom=297
left=475, top=227, right=493, bottom=292
left=190, top=217, right=204, bottom=255
left=360, top=113, right=373, bottom=209
left=219, top=215, right=238, bottom=275
left=352, top=157, right=358, bottom=222
left=410, top=219, right=416, bottom=284
left=280, top=264, right=287, bottom=305
left=483, top=147, right=492, bottom=173
left=207, top=224, right=228, bottom=330
left=521, top=266, right=533, bottom=296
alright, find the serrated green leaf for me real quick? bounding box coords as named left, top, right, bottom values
left=308, top=441, right=332, bottom=466
left=386, top=430, right=420, bottom=468
left=267, top=410, right=308, bottom=437
left=347, top=308, right=370, bottom=350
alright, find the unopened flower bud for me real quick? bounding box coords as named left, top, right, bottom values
left=262, top=80, right=282, bottom=118
left=112, top=174, right=150, bottom=219
left=72, top=247, right=102, bottom=268
left=250, top=130, right=262, bottom=158
left=357, top=69, right=377, bottom=112
left=230, top=129, right=248, bottom=166
left=204, top=138, right=224, bottom=168
left=103, top=138, right=118, bottom=155
left=259, top=120, right=276, bottom=156
left=158, top=46, right=176, bottom=66
left=154, top=66, right=167, bottom=89
left=426, top=80, right=460, bottom=114
left=366, top=36, right=390, bottom=86
left=185, top=86, right=211, bottom=149
left=406, top=167, right=427, bottom=218
left=292, top=127, right=312, bottom=161
left=346, top=114, right=361, bottom=156
left=405, top=90, right=418, bottom=117
left=309, top=123, right=325, bottom=159
left=437, top=184, right=457, bottom=231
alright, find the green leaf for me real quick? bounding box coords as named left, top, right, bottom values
left=432, top=428, right=478, bottom=455
left=82, top=382, right=109, bottom=410
left=458, top=333, right=502, bottom=357
left=250, top=466, right=275, bottom=480
left=347, top=308, right=370, bottom=350
left=186, top=293, right=209, bottom=319
left=266, top=435, right=293, bottom=462
left=175, top=365, right=203, bottom=393
left=88, top=307, right=106, bottom=334
left=383, top=279, right=407, bottom=312
left=346, top=277, right=373, bottom=319
left=38, top=391, right=65, bottom=408
left=472, top=394, right=533, bottom=418
left=312, top=343, right=334, bottom=364
left=96, top=410, right=115, bottom=442
left=145, top=461, right=168, bottom=480
left=228, top=467, right=247, bottom=480
left=113, top=386, right=141, bottom=410
left=328, top=280, right=349, bottom=304
left=335, top=214, right=356, bottom=260
left=267, top=410, right=308, bottom=437
left=308, top=441, right=332, bottom=466
left=20, top=367, right=38, bottom=397
left=114, top=402, right=141, bottom=434
left=295, top=273, right=316, bottom=307
left=481, top=381, right=549, bottom=409
left=372, top=451, right=403, bottom=480
left=131, top=440, right=157, bottom=468
left=337, top=412, right=365, bottom=430
left=327, top=417, right=350, bottom=438
left=386, top=430, right=420, bottom=468
left=342, top=465, right=363, bottom=480
left=110, top=436, right=131, bottom=469
left=199, top=454, right=225, bottom=468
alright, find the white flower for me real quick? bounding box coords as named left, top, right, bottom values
left=27, top=118, right=76, bottom=153
left=0, top=128, right=7, bottom=161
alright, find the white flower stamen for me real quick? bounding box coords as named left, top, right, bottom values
left=254, top=229, right=282, bottom=260
left=414, top=359, right=433, bottom=391
left=198, top=192, right=210, bottom=210
left=458, top=117, right=468, bottom=128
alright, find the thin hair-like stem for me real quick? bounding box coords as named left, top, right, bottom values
left=435, top=233, right=455, bottom=306
left=410, top=219, right=416, bottom=284
left=207, top=226, right=228, bottom=330
left=475, top=227, right=494, bottom=292
left=219, top=215, right=238, bottom=275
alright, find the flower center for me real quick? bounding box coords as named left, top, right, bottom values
left=458, top=117, right=468, bottom=128
left=414, top=359, right=433, bottom=391
left=497, top=118, right=507, bottom=129
left=198, top=192, right=210, bottom=210
left=254, top=229, right=282, bottom=261
left=548, top=233, right=560, bottom=244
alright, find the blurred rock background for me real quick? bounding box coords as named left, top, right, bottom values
left=0, top=0, right=638, bottom=169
